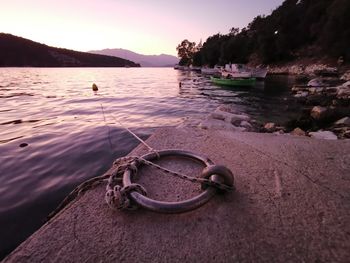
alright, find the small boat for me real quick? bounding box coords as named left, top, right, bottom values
left=224, top=64, right=267, bottom=79
left=201, top=65, right=223, bottom=76
left=190, top=65, right=201, bottom=72
left=210, top=76, right=256, bottom=87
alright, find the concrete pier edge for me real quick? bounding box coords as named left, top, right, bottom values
left=3, top=127, right=350, bottom=262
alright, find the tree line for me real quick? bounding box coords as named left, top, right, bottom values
left=177, top=0, right=350, bottom=67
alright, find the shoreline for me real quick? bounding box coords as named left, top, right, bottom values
left=260, top=63, right=350, bottom=140
left=1, top=65, right=349, bottom=260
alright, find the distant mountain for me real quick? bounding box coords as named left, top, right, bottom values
left=0, top=33, right=140, bottom=67
left=89, top=48, right=179, bottom=67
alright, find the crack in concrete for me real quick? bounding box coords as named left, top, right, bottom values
left=231, top=137, right=345, bottom=199
left=71, top=208, right=98, bottom=258
left=274, top=170, right=283, bottom=198
left=254, top=175, right=284, bottom=227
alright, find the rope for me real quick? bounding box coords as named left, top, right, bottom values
left=47, top=156, right=136, bottom=220
left=109, top=115, right=158, bottom=154
left=47, top=104, right=235, bottom=219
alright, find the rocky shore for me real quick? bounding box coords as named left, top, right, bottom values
left=267, top=63, right=342, bottom=76
left=274, top=67, right=350, bottom=140
left=186, top=67, right=350, bottom=140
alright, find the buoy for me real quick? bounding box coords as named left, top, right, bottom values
left=92, top=83, right=98, bottom=91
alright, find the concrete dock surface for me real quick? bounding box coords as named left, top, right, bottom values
left=3, top=127, right=350, bottom=262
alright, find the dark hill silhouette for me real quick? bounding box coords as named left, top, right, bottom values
left=0, top=33, right=140, bottom=67
left=89, top=48, right=179, bottom=67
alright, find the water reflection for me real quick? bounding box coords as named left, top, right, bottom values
left=0, top=68, right=297, bottom=259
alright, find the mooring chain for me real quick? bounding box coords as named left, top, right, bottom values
left=105, top=155, right=234, bottom=211
left=138, top=157, right=235, bottom=192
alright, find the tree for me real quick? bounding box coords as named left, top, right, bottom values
left=176, top=39, right=196, bottom=66
left=177, top=0, right=350, bottom=66
left=229, top=27, right=239, bottom=36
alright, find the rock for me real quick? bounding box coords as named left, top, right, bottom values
left=314, top=67, right=338, bottom=77
left=337, top=86, right=350, bottom=98
left=309, top=130, right=338, bottom=140
left=304, top=64, right=337, bottom=76
left=340, top=70, right=350, bottom=81
left=294, top=91, right=309, bottom=98
left=310, top=106, right=328, bottom=120
left=290, top=127, right=306, bottom=136
left=289, top=65, right=304, bottom=75
left=240, top=120, right=253, bottom=129
left=264, top=122, right=276, bottom=132
left=343, top=130, right=350, bottom=138
left=199, top=119, right=244, bottom=131
left=210, top=109, right=250, bottom=124
left=325, top=87, right=338, bottom=93
left=210, top=111, right=226, bottom=121
left=297, top=91, right=309, bottom=98
left=331, top=99, right=339, bottom=106
left=307, top=78, right=326, bottom=87
left=334, top=117, right=350, bottom=126
left=292, top=86, right=307, bottom=93
left=227, top=113, right=250, bottom=123
left=309, top=87, right=317, bottom=94
left=342, top=81, right=350, bottom=88
left=273, top=130, right=285, bottom=135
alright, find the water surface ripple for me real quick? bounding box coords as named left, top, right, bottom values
left=0, top=67, right=297, bottom=258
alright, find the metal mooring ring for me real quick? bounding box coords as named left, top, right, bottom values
left=123, top=149, right=222, bottom=213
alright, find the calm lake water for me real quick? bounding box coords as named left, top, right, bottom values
left=0, top=67, right=298, bottom=258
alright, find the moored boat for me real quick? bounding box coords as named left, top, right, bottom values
left=190, top=65, right=201, bottom=72
left=225, top=64, right=267, bottom=79
left=210, top=76, right=256, bottom=87
left=201, top=65, right=223, bottom=76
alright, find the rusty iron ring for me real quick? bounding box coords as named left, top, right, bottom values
left=123, top=149, right=224, bottom=213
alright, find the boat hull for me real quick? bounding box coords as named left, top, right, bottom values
left=201, top=68, right=220, bottom=75
left=224, top=64, right=268, bottom=79
left=210, top=77, right=256, bottom=87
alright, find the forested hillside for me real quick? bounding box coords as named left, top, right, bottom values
left=0, top=33, right=140, bottom=67
left=177, top=0, right=350, bottom=66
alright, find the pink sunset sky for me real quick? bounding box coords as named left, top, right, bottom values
left=1, top=0, right=284, bottom=56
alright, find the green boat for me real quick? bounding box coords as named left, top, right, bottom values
left=210, top=76, right=256, bottom=87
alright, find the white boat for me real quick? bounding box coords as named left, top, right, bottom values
left=201, top=66, right=222, bottom=75
left=225, top=64, right=267, bottom=79
left=190, top=65, right=201, bottom=72
left=252, top=68, right=268, bottom=79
